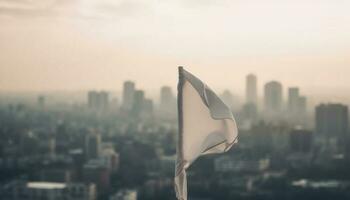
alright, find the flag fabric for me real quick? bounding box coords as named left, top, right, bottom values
left=175, top=67, right=239, bottom=200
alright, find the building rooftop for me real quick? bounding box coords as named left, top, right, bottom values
left=27, top=182, right=66, bottom=190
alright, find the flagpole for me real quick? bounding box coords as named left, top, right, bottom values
left=177, top=66, right=184, bottom=161
left=175, top=66, right=187, bottom=200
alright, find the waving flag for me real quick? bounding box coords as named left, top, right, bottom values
left=175, top=67, right=238, bottom=200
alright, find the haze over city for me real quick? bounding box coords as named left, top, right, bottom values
left=1, top=0, right=350, bottom=102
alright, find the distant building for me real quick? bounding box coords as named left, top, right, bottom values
left=143, top=99, right=154, bottom=115
left=288, top=87, right=307, bottom=126
left=122, top=81, right=135, bottom=111
left=246, top=74, right=258, bottom=105
left=88, top=91, right=109, bottom=110
left=289, top=129, right=313, bottom=153
left=0, top=181, right=96, bottom=200
left=264, top=81, right=283, bottom=115
left=214, top=156, right=269, bottom=173
left=288, top=87, right=299, bottom=112
left=132, top=90, right=145, bottom=116
left=159, top=86, right=176, bottom=116
left=316, top=104, right=348, bottom=137
left=315, top=104, right=348, bottom=150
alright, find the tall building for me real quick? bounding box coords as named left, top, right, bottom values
left=315, top=104, right=350, bottom=153
left=264, top=81, right=283, bottom=113
left=122, top=81, right=135, bottom=110
left=316, top=104, right=348, bottom=137
left=132, top=90, right=145, bottom=116
left=288, top=87, right=299, bottom=112
left=288, top=87, right=307, bottom=126
left=160, top=86, right=176, bottom=114
left=246, top=74, right=258, bottom=105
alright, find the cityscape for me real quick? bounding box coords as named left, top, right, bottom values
left=0, top=73, right=349, bottom=200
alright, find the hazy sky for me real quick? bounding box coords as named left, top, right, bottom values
left=1, top=0, right=350, bottom=97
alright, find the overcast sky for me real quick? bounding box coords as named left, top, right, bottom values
left=1, top=0, right=350, bottom=97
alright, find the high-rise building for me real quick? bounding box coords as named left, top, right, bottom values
left=122, top=81, right=135, bottom=110
left=132, top=90, right=145, bottom=116
left=160, top=86, right=175, bottom=113
left=287, top=87, right=308, bottom=126
left=264, top=81, right=283, bottom=113
left=246, top=74, right=258, bottom=105
left=315, top=103, right=348, bottom=152
left=316, top=104, right=348, bottom=137
left=288, top=87, right=299, bottom=112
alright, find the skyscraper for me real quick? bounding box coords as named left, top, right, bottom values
left=122, top=81, right=135, bottom=110
left=246, top=74, right=257, bottom=105
left=315, top=104, right=348, bottom=137
left=160, top=86, right=175, bottom=113
left=264, top=81, right=283, bottom=113
left=132, top=90, right=145, bottom=116
left=288, top=87, right=299, bottom=112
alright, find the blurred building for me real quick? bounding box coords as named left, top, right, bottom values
left=315, top=103, right=348, bottom=151
left=246, top=74, right=258, bottom=105
left=122, top=81, right=135, bottom=111
left=214, top=156, right=270, bottom=173
left=159, top=86, right=176, bottom=117
left=264, top=81, right=283, bottom=113
left=88, top=91, right=109, bottom=111
left=0, top=181, right=96, bottom=200
left=288, top=87, right=299, bottom=112
left=288, top=87, right=307, bottom=126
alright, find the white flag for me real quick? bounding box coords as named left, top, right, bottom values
left=175, top=67, right=238, bottom=200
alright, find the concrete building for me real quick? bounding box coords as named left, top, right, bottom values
left=246, top=74, right=258, bottom=105
left=159, top=86, right=176, bottom=116
left=264, top=81, right=283, bottom=113
left=122, top=81, right=135, bottom=111
left=315, top=103, right=348, bottom=152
